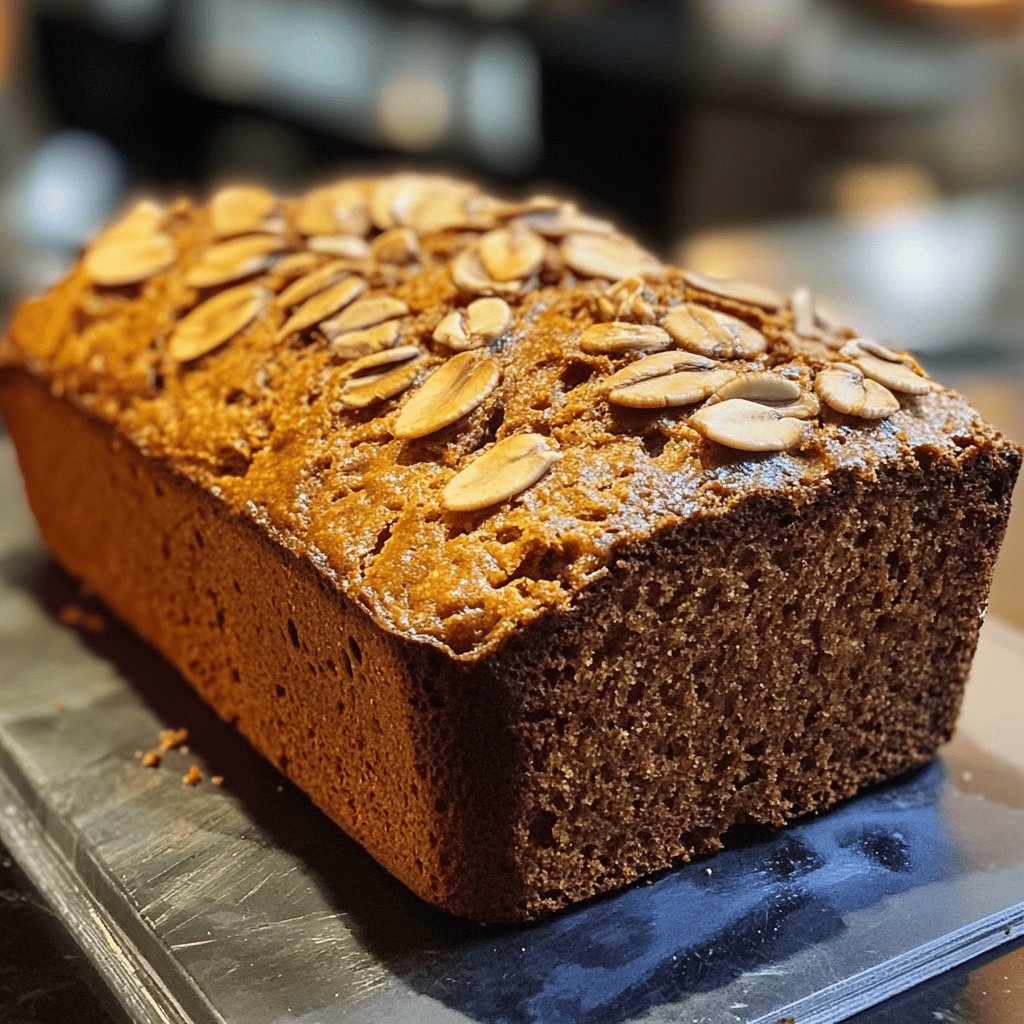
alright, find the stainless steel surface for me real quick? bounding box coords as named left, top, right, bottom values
left=1, top=435, right=1023, bottom=1024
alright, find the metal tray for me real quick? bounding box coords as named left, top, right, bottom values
left=1, top=436, right=1022, bottom=1024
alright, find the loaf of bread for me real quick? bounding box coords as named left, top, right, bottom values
left=1, top=175, right=1019, bottom=922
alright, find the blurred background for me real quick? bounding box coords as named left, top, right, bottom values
left=0, top=0, right=1021, bottom=624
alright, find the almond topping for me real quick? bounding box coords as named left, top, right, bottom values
left=603, top=351, right=715, bottom=389
left=663, top=304, right=767, bottom=359
left=815, top=363, right=900, bottom=419
left=854, top=354, right=933, bottom=396
left=184, top=234, right=286, bottom=289
left=598, top=276, right=657, bottom=322
left=168, top=284, right=267, bottom=362
left=307, top=234, right=370, bottom=259
left=292, top=182, right=371, bottom=237
left=339, top=355, right=424, bottom=409
left=442, top=434, right=562, bottom=512
left=579, top=322, right=671, bottom=355
left=370, top=227, right=419, bottom=264
left=277, top=276, right=367, bottom=338
left=323, top=295, right=409, bottom=336
left=393, top=352, right=501, bottom=439
left=690, top=398, right=808, bottom=452
left=515, top=204, right=615, bottom=239
left=339, top=345, right=422, bottom=380
left=83, top=232, right=177, bottom=287
left=609, top=367, right=736, bottom=409
left=561, top=233, right=660, bottom=280
left=273, top=251, right=322, bottom=280
left=478, top=224, right=546, bottom=282
left=276, top=259, right=352, bottom=309
left=331, top=320, right=402, bottom=359
left=708, top=372, right=820, bottom=419
left=450, top=248, right=523, bottom=296
left=433, top=311, right=470, bottom=350
left=209, top=185, right=278, bottom=238
left=683, top=270, right=783, bottom=311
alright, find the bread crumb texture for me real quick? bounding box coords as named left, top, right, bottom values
left=4, top=174, right=1015, bottom=661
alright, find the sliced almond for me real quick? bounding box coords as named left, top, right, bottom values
left=579, top=322, right=671, bottom=355
left=707, top=372, right=820, bottom=419
left=370, top=174, right=426, bottom=231
left=370, top=227, right=419, bottom=264
left=339, top=345, right=422, bottom=380
left=609, top=367, right=735, bottom=409
left=393, top=352, right=501, bottom=439
left=790, top=287, right=817, bottom=338
left=466, top=297, right=513, bottom=343
left=854, top=354, right=933, bottom=396
left=478, top=224, right=546, bottom=282
left=604, top=351, right=715, bottom=389
left=407, top=181, right=484, bottom=233
left=292, top=182, right=371, bottom=237
left=185, top=234, right=286, bottom=289
left=277, top=275, right=367, bottom=338
left=100, top=200, right=166, bottom=240
left=442, top=433, right=562, bottom=512
left=168, top=284, right=267, bottom=362
left=331, top=320, right=402, bottom=359
left=323, top=295, right=409, bottom=336
left=663, top=304, right=767, bottom=360
left=450, top=247, right=523, bottom=296
left=561, top=233, right=660, bottom=280
left=307, top=234, right=370, bottom=259
left=839, top=338, right=904, bottom=363
left=209, top=185, right=278, bottom=238
left=598, top=276, right=657, bottom=322
left=706, top=371, right=801, bottom=405
left=273, top=251, right=322, bottom=280
left=690, top=398, right=808, bottom=452
left=83, top=232, right=176, bottom=286
left=276, top=259, right=352, bottom=309
left=683, top=270, right=783, bottom=311
left=433, top=310, right=470, bottom=349
left=515, top=204, right=615, bottom=239
left=339, top=355, right=424, bottom=409
left=815, top=363, right=900, bottom=419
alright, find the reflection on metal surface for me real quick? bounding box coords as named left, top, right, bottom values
left=0, top=435, right=1022, bottom=1024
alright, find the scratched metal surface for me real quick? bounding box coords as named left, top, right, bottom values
left=1, top=435, right=1023, bottom=1024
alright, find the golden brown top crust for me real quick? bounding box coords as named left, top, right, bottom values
left=1, top=175, right=1013, bottom=659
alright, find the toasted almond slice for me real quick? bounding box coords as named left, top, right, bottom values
left=104, top=200, right=166, bottom=237
left=306, top=234, right=370, bottom=259
left=604, top=351, right=715, bottom=389
left=839, top=338, right=903, bottom=363
left=706, top=371, right=801, bottom=405
left=278, top=275, right=367, bottom=338
left=393, top=352, right=501, bottom=439
left=580, top=322, right=671, bottom=354
left=209, top=185, right=278, bottom=238
left=370, top=174, right=426, bottom=230
left=663, top=304, right=767, bottom=359
left=610, top=367, right=735, bottom=409
left=465, top=297, right=513, bottom=344
left=790, top=287, right=817, bottom=337
left=324, top=295, right=409, bottom=336
left=478, top=224, right=546, bottom=282
left=185, top=234, right=286, bottom=289
left=407, top=181, right=483, bottom=233
left=690, top=398, right=808, bottom=452
left=683, top=270, right=783, bottom=311
left=854, top=354, right=933, bottom=395
left=276, top=259, right=352, bottom=309
left=370, top=227, right=419, bottom=263
left=515, top=204, right=615, bottom=239
left=339, top=345, right=422, bottom=380
left=168, top=284, right=267, bottom=362
left=433, top=310, right=470, bottom=349
left=339, top=355, right=424, bottom=409
left=273, top=251, right=322, bottom=279
left=450, top=248, right=523, bottom=296
left=292, top=182, right=371, bottom=236
left=815, top=363, right=900, bottom=419
left=599, top=275, right=657, bottom=322
left=83, top=232, right=176, bottom=286
left=561, top=233, right=660, bottom=280
left=442, top=433, right=562, bottom=512
left=331, top=320, right=402, bottom=359
left=775, top=391, right=821, bottom=419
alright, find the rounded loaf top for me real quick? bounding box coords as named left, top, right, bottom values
left=2, top=173, right=1002, bottom=659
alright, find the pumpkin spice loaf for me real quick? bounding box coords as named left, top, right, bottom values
left=1, top=175, right=1019, bottom=922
